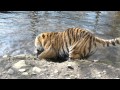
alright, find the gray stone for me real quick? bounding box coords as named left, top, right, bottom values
left=7, top=69, right=14, bottom=75
left=3, top=55, right=8, bottom=58
left=93, top=60, right=99, bottom=62
left=22, top=72, right=29, bottom=76
left=5, top=63, right=12, bottom=69
left=12, top=54, right=34, bottom=60
left=13, top=54, right=26, bottom=59
left=54, top=69, right=59, bottom=74
left=19, top=69, right=26, bottom=72
left=12, top=60, right=27, bottom=69
left=32, top=67, right=41, bottom=74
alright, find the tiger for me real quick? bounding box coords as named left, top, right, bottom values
left=34, top=27, right=120, bottom=60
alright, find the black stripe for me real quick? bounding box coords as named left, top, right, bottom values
left=111, top=41, right=116, bottom=46
left=116, top=39, right=120, bottom=44
left=43, top=41, right=47, bottom=46
left=64, top=32, right=69, bottom=52
left=83, top=44, right=86, bottom=57
left=68, top=29, right=71, bottom=45
left=107, top=41, right=109, bottom=47
left=71, top=28, right=76, bottom=42
left=103, top=41, right=105, bottom=47
left=76, top=28, right=79, bottom=33
left=93, top=37, right=97, bottom=47
left=61, top=45, right=65, bottom=55
left=88, top=35, right=92, bottom=53
left=83, top=32, right=88, bottom=38
left=80, top=53, right=84, bottom=59
left=80, top=31, right=83, bottom=38
left=65, top=41, right=69, bottom=52
left=71, top=29, right=74, bottom=42
left=76, top=28, right=79, bottom=41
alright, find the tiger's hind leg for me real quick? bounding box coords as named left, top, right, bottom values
left=68, top=41, right=85, bottom=60
left=69, top=50, right=80, bottom=60
left=68, top=41, right=81, bottom=60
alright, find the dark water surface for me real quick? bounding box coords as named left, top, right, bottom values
left=0, top=11, right=120, bottom=66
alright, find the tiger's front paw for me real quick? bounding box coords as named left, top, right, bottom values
left=68, top=57, right=78, bottom=61
left=38, top=54, right=44, bottom=60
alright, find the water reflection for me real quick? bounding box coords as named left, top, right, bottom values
left=0, top=11, right=120, bottom=66
left=28, top=11, right=39, bottom=38
left=93, top=11, right=101, bottom=33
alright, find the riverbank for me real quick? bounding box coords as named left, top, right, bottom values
left=0, top=54, right=120, bottom=79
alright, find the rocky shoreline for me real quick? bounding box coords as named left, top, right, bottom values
left=0, top=54, right=120, bottom=79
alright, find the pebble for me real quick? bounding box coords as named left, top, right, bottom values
left=19, top=69, right=26, bottom=72
left=12, top=60, right=27, bottom=69
left=7, top=69, right=14, bottom=75
left=54, top=69, right=59, bottom=74
left=65, top=77, right=71, bottom=79
left=5, top=63, right=12, bottom=69
left=13, top=54, right=33, bottom=60
left=3, top=55, right=8, bottom=58
left=32, top=67, right=41, bottom=74
left=67, top=64, right=74, bottom=70
left=13, top=54, right=26, bottom=59
left=93, top=60, right=99, bottom=62
left=22, top=72, right=28, bottom=75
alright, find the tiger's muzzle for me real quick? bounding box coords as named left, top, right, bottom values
left=34, top=48, right=44, bottom=58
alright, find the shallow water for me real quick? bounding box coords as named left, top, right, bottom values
left=0, top=11, right=120, bottom=66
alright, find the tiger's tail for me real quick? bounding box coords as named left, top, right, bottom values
left=95, top=37, right=120, bottom=48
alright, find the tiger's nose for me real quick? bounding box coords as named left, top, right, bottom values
left=35, top=49, right=43, bottom=58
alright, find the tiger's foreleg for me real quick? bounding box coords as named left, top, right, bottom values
left=38, top=45, right=57, bottom=60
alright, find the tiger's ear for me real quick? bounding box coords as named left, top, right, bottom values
left=42, top=34, right=45, bottom=38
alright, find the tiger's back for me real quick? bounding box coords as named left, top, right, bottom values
left=35, top=27, right=120, bottom=60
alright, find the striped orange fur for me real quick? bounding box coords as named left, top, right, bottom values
left=35, top=27, right=120, bottom=60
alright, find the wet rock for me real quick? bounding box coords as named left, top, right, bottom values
left=12, top=60, right=27, bottom=69
left=19, top=69, right=26, bottom=72
left=7, top=69, right=14, bottom=75
left=32, top=67, right=41, bottom=74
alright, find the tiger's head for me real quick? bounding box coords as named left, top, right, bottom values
left=34, top=33, right=47, bottom=57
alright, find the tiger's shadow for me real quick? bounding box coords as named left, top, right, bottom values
left=35, top=50, right=92, bottom=63
left=35, top=56, right=90, bottom=63
left=46, top=56, right=90, bottom=63
left=46, top=57, right=68, bottom=63
left=34, top=54, right=68, bottom=63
